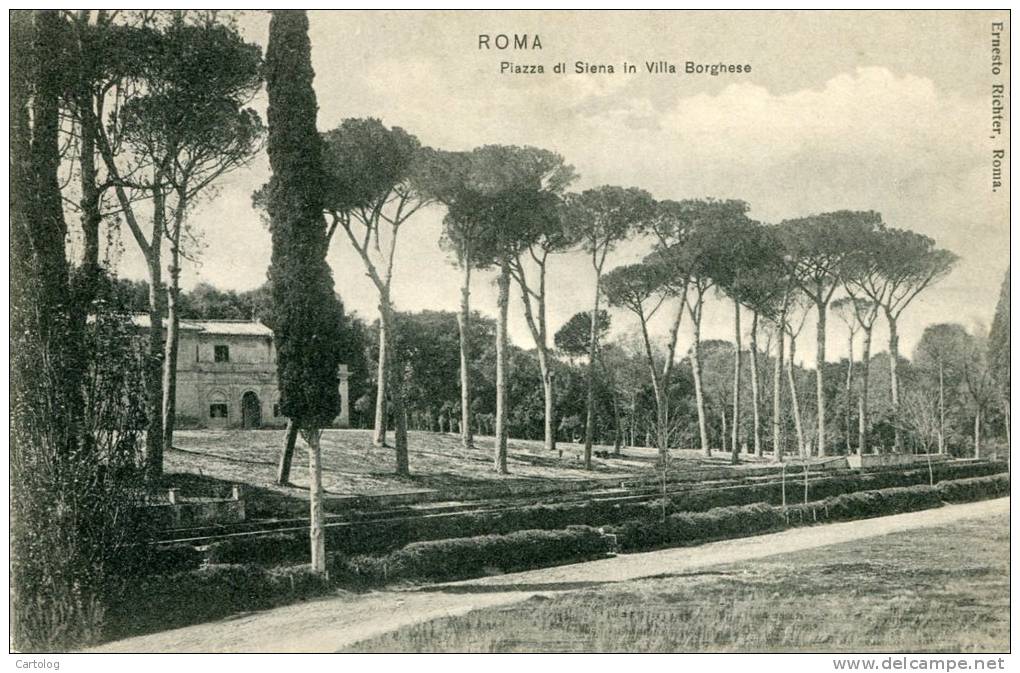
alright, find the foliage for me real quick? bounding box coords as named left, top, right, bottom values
left=340, top=526, right=612, bottom=584
left=987, top=268, right=1009, bottom=406
left=555, top=310, right=610, bottom=358
left=264, top=10, right=343, bottom=427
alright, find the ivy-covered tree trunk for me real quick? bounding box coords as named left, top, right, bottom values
left=887, top=311, right=903, bottom=452
left=731, top=299, right=742, bottom=464
left=844, top=329, right=855, bottom=454
left=859, top=326, right=873, bottom=454
left=584, top=272, right=603, bottom=469
left=771, top=322, right=786, bottom=462
left=749, top=311, right=762, bottom=457
left=373, top=292, right=391, bottom=448
left=494, top=257, right=511, bottom=474
left=815, top=300, right=827, bottom=456
left=457, top=262, right=475, bottom=449
left=688, top=297, right=710, bottom=457
left=788, top=333, right=806, bottom=457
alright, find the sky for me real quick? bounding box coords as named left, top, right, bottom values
left=107, top=10, right=1010, bottom=367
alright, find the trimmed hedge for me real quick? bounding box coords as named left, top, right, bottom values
left=114, top=542, right=204, bottom=577
left=104, top=563, right=330, bottom=641
left=206, top=532, right=308, bottom=566
left=936, top=473, right=1010, bottom=503
left=338, top=525, right=613, bottom=584
left=608, top=484, right=948, bottom=552
left=182, top=461, right=1007, bottom=567
left=104, top=527, right=611, bottom=642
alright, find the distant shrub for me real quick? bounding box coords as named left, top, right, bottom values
left=936, top=474, right=1010, bottom=503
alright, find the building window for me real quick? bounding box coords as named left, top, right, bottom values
left=214, top=345, right=230, bottom=362
left=210, top=403, right=228, bottom=419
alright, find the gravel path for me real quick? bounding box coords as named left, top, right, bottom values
left=91, top=497, right=1009, bottom=653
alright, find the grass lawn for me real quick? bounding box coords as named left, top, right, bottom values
left=345, top=511, right=1009, bottom=653
left=164, top=428, right=762, bottom=507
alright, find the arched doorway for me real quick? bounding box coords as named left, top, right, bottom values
left=241, top=391, right=261, bottom=429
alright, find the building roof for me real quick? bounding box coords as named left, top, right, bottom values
left=129, top=314, right=274, bottom=337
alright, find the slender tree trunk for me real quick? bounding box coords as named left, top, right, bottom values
left=772, top=323, right=786, bottom=462
left=542, top=366, right=555, bottom=452
left=731, top=299, right=742, bottom=464
left=277, top=419, right=299, bottom=484
left=859, top=327, right=873, bottom=454
left=973, top=408, right=982, bottom=459
left=373, top=292, right=390, bottom=447
left=304, top=427, right=326, bottom=573
left=788, top=334, right=806, bottom=457
left=144, top=245, right=165, bottom=478
left=749, top=312, right=762, bottom=457
left=161, top=244, right=181, bottom=451
left=844, top=331, right=854, bottom=454
left=393, top=372, right=409, bottom=476
left=383, top=301, right=409, bottom=476
left=720, top=409, right=728, bottom=453
left=815, top=300, right=827, bottom=456
left=584, top=271, right=603, bottom=469
left=938, top=361, right=946, bottom=454
left=887, top=311, right=903, bottom=452
left=495, top=259, right=510, bottom=474
left=457, top=261, right=474, bottom=449
left=690, top=309, right=710, bottom=457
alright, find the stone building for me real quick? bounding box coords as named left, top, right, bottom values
left=133, top=315, right=349, bottom=429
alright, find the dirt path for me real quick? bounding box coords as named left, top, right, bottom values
left=91, top=497, right=1009, bottom=653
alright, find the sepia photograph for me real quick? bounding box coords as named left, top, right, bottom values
left=7, top=8, right=1012, bottom=660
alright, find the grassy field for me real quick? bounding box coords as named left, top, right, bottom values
left=164, top=428, right=762, bottom=505
left=345, top=511, right=1010, bottom=653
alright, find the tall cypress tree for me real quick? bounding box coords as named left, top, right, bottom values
left=264, top=10, right=343, bottom=573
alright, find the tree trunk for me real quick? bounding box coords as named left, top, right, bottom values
left=844, top=331, right=854, bottom=454
left=385, top=302, right=409, bottom=476
left=720, top=408, right=728, bottom=453
left=731, top=299, right=742, bottom=464
left=373, top=292, right=390, bottom=448
left=815, top=300, right=827, bottom=456
left=393, top=376, right=409, bottom=476
left=162, top=240, right=183, bottom=451
left=859, top=327, right=873, bottom=454
left=887, top=312, right=903, bottom=452
left=749, top=311, right=762, bottom=457
left=304, top=427, right=326, bottom=574
left=788, top=334, right=806, bottom=457
left=543, top=367, right=555, bottom=452
left=689, top=300, right=710, bottom=456
left=771, top=323, right=786, bottom=462
left=584, top=271, right=603, bottom=470
left=973, top=408, right=982, bottom=459
left=144, top=256, right=164, bottom=479
left=277, top=419, right=299, bottom=484
left=457, top=262, right=474, bottom=449
left=494, top=259, right=510, bottom=474
left=938, top=360, right=946, bottom=454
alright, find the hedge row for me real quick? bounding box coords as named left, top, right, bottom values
left=104, top=563, right=329, bottom=641
left=337, top=525, right=613, bottom=584
left=936, top=473, right=1010, bottom=503
left=607, top=484, right=948, bottom=552
left=200, top=460, right=1005, bottom=565
left=104, top=526, right=613, bottom=642
left=106, top=475, right=1007, bottom=642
